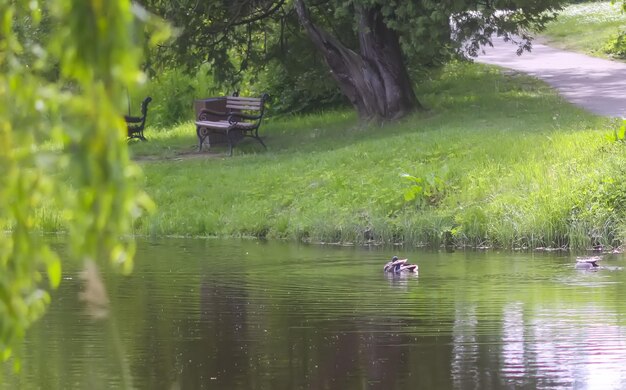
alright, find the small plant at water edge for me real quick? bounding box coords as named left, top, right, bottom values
left=401, top=167, right=454, bottom=209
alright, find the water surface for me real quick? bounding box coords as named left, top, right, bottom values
left=5, top=239, right=626, bottom=389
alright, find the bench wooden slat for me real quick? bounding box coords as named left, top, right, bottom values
left=195, top=120, right=256, bottom=129
left=227, top=97, right=262, bottom=102
left=195, top=120, right=231, bottom=128
left=226, top=104, right=262, bottom=111
left=227, top=100, right=262, bottom=106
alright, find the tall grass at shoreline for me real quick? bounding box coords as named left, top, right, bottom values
left=120, top=62, right=626, bottom=250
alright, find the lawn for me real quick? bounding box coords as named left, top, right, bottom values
left=117, top=61, right=626, bottom=250
left=541, top=1, right=626, bottom=57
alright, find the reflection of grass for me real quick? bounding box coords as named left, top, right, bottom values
left=34, top=62, right=626, bottom=250
left=541, top=1, right=626, bottom=57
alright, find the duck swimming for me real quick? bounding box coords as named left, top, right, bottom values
left=383, top=256, right=418, bottom=273
left=575, top=256, right=601, bottom=270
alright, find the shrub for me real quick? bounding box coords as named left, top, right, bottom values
left=603, top=30, right=626, bottom=59
left=126, top=64, right=219, bottom=128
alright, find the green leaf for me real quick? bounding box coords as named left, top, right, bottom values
left=47, top=258, right=62, bottom=289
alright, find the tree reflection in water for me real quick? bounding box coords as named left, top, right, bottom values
left=6, top=239, right=626, bottom=389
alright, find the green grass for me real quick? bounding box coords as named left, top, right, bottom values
left=116, top=61, right=626, bottom=250
left=541, top=1, right=626, bottom=57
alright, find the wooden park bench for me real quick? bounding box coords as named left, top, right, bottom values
left=125, top=96, right=152, bottom=141
left=195, top=93, right=269, bottom=156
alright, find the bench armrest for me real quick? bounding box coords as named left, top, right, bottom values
left=228, top=112, right=262, bottom=122
left=198, top=108, right=229, bottom=120
left=124, top=115, right=142, bottom=123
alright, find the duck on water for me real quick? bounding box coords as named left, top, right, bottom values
left=575, top=257, right=601, bottom=270
left=384, top=256, right=418, bottom=274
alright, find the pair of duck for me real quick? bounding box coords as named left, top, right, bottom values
left=384, top=255, right=604, bottom=272
left=383, top=256, right=418, bottom=274
left=384, top=256, right=603, bottom=273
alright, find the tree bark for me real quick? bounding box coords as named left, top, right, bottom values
left=294, top=0, right=422, bottom=122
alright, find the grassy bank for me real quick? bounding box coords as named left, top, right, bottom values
left=104, top=61, right=624, bottom=250
left=541, top=1, right=626, bottom=57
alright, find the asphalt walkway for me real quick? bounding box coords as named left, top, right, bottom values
left=475, top=39, right=626, bottom=118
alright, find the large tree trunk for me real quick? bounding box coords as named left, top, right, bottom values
left=294, top=0, right=422, bottom=122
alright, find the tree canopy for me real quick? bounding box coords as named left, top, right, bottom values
left=140, top=0, right=564, bottom=120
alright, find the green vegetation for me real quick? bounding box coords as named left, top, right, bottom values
left=125, top=64, right=219, bottom=129
left=141, top=0, right=563, bottom=121
left=105, top=63, right=626, bottom=250
left=1, top=0, right=165, bottom=367
left=541, top=1, right=626, bottom=58
left=6, top=0, right=626, bottom=380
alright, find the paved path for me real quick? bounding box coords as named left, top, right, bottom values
left=475, top=39, right=626, bottom=118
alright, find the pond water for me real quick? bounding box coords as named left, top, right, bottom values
left=5, top=238, right=626, bottom=389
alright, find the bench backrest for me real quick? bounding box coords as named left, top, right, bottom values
left=140, top=96, right=153, bottom=118
left=226, top=96, right=263, bottom=111
left=225, top=94, right=268, bottom=115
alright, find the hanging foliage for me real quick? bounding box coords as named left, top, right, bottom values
left=0, top=0, right=168, bottom=366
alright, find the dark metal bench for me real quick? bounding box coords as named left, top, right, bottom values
left=195, top=94, right=269, bottom=156
left=125, top=96, right=152, bottom=141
